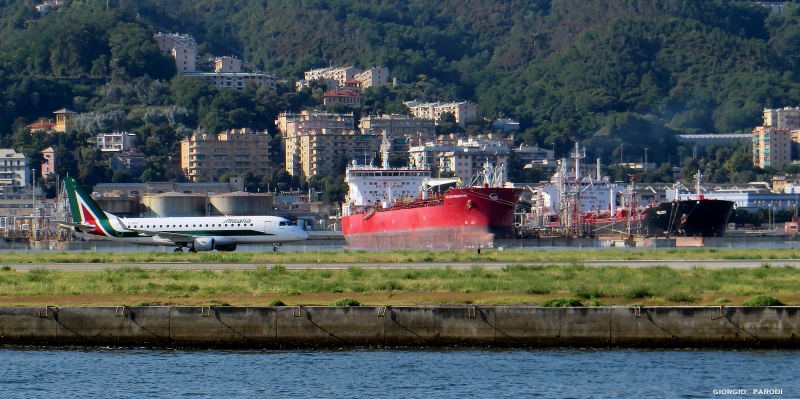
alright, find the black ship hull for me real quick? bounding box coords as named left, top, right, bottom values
left=643, top=199, right=734, bottom=238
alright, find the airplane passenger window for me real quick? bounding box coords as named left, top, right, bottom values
left=159, top=225, right=162, bottom=228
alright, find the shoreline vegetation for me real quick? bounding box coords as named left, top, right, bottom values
left=1, top=248, right=799, bottom=306
left=1, top=248, right=800, bottom=264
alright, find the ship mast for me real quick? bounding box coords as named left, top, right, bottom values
left=694, top=171, right=704, bottom=200
left=559, top=142, right=584, bottom=237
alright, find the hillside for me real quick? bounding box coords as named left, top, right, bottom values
left=1, top=0, right=800, bottom=189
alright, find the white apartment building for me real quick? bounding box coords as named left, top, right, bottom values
left=304, top=66, right=361, bottom=86
left=763, top=107, right=800, bottom=129
left=97, top=132, right=136, bottom=152
left=404, top=101, right=478, bottom=126
left=0, top=149, right=31, bottom=187
left=184, top=56, right=277, bottom=91
left=184, top=72, right=277, bottom=91
left=353, top=67, right=390, bottom=88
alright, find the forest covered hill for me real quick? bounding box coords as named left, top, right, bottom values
left=2, top=0, right=800, bottom=189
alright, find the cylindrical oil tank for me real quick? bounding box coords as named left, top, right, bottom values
left=142, top=193, right=206, bottom=217
left=210, top=192, right=274, bottom=216
left=95, top=196, right=141, bottom=217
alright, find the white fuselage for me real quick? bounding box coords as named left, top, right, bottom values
left=82, top=215, right=308, bottom=247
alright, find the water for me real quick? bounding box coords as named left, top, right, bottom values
left=1, top=347, right=795, bottom=398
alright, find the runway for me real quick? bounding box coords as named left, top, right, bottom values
left=8, top=259, right=800, bottom=271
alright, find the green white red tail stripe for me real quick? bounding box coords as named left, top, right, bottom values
left=64, top=177, right=118, bottom=237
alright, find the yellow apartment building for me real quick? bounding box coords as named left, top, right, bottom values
left=181, top=128, right=271, bottom=182
left=403, top=101, right=477, bottom=126
left=295, top=129, right=381, bottom=177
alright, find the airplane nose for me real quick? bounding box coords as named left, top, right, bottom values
left=298, top=228, right=309, bottom=240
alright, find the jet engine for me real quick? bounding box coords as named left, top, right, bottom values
left=190, top=237, right=215, bottom=251
left=189, top=236, right=237, bottom=252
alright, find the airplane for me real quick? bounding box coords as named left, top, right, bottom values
left=58, top=177, right=308, bottom=251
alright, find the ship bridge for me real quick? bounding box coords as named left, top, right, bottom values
left=345, top=166, right=431, bottom=207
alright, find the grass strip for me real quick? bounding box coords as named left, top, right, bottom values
left=1, top=247, right=800, bottom=264
left=1, top=263, right=799, bottom=305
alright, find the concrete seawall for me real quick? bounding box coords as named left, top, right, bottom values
left=2, top=306, right=799, bottom=348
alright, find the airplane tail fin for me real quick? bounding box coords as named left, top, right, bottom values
left=63, top=177, right=110, bottom=225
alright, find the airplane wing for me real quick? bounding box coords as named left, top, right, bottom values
left=56, top=221, right=96, bottom=233
left=118, top=220, right=194, bottom=243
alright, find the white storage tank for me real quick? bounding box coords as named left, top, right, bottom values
left=210, top=192, right=274, bottom=216
left=142, top=193, right=206, bottom=217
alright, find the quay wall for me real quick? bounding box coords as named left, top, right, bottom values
left=2, top=306, right=799, bottom=348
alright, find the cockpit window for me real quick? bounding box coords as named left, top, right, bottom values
left=279, top=221, right=287, bottom=226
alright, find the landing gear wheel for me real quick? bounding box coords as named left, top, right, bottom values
left=174, top=247, right=183, bottom=252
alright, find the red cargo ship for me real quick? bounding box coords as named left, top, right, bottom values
left=341, top=159, right=522, bottom=250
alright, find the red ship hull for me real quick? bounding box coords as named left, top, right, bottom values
left=342, top=187, right=522, bottom=250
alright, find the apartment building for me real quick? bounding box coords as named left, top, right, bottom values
left=155, top=33, right=276, bottom=90
left=752, top=126, right=792, bottom=168
left=0, top=149, right=31, bottom=187
left=110, top=150, right=146, bottom=177
left=184, top=71, right=277, bottom=91
left=360, top=114, right=436, bottom=137
left=153, top=33, right=198, bottom=74
left=353, top=67, right=390, bottom=88
left=492, top=118, right=520, bottom=133
left=214, top=56, right=242, bottom=72
left=517, top=144, right=556, bottom=169
left=279, top=111, right=349, bottom=176
left=41, top=147, right=56, bottom=179
left=763, top=107, right=800, bottom=129
left=184, top=56, right=277, bottom=91
left=359, top=114, right=436, bottom=158
left=181, top=128, right=271, bottom=182
left=295, top=129, right=381, bottom=177
left=408, top=136, right=510, bottom=181
left=403, top=101, right=477, bottom=126
left=322, top=88, right=362, bottom=107
left=97, top=132, right=136, bottom=152
left=277, top=110, right=355, bottom=138
left=302, top=66, right=361, bottom=88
